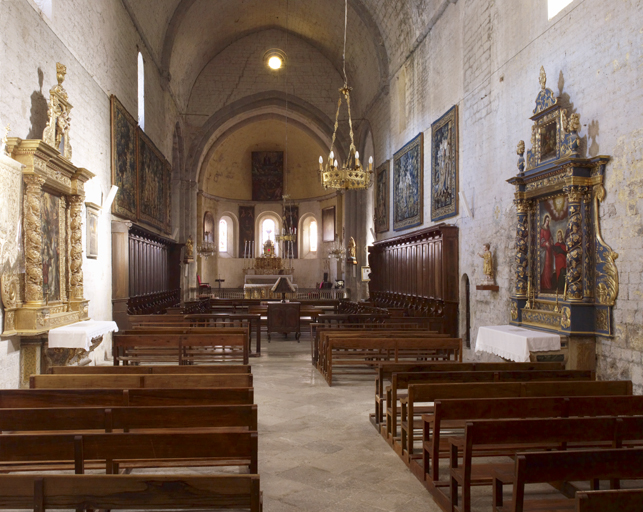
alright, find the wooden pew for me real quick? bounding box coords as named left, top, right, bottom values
left=0, top=431, right=258, bottom=474
left=323, top=336, right=462, bottom=385
left=420, top=395, right=643, bottom=485
left=0, top=388, right=254, bottom=408
left=576, top=489, right=643, bottom=512
left=184, top=313, right=262, bottom=355
left=0, top=404, right=258, bottom=433
left=492, top=448, right=643, bottom=512
left=113, top=332, right=249, bottom=365
left=389, top=370, right=593, bottom=453
left=399, top=380, right=632, bottom=464
left=373, top=361, right=566, bottom=427
left=449, top=416, right=625, bottom=512
left=48, top=364, right=252, bottom=374
left=30, top=374, right=253, bottom=389
left=0, top=474, right=263, bottom=512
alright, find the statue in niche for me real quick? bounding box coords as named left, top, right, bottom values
left=517, top=140, right=525, bottom=174
left=185, top=236, right=194, bottom=261
left=347, top=237, right=357, bottom=265
left=477, top=243, right=495, bottom=285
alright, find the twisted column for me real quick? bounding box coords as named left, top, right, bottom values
left=23, top=175, right=46, bottom=304
left=514, top=199, right=530, bottom=298
left=67, top=195, right=84, bottom=300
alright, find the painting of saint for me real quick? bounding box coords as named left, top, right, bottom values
left=431, top=105, right=458, bottom=221
left=393, top=133, right=423, bottom=231
left=252, top=152, right=283, bottom=201
left=41, top=191, right=60, bottom=302
left=538, top=195, right=568, bottom=293
left=374, top=161, right=389, bottom=233
left=111, top=96, right=137, bottom=221
left=540, top=121, right=558, bottom=160
left=238, top=206, right=255, bottom=257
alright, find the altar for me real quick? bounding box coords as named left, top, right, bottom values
left=243, top=275, right=298, bottom=299
left=475, top=325, right=561, bottom=362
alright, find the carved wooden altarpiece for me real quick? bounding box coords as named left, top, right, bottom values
left=507, top=67, right=617, bottom=368
left=1, top=64, right=94, bottom=338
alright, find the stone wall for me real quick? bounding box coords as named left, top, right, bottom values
left=0, top=0, right=179, bottom=381
left=366, top=0, right=643, bottom=392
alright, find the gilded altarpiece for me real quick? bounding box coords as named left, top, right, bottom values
left=508, top=68, right=617, bottom=366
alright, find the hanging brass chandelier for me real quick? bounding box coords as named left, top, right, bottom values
left=318, top=0, right=373, bottom=190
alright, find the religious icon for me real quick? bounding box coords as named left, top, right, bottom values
left=477, top=243, right=495, bottom=285
left=347, top=237, right=357, bottom=265
left=538, top=195, right=568, bottom=293
left=553, top=229, right=567, bottom=293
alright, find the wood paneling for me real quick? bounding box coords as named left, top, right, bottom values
left=368, top=224, right=459, bottom=337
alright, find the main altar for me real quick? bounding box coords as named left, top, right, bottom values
left=504, top=67, right=618, bottom=370
left=242, top=239, right=297, bottom=299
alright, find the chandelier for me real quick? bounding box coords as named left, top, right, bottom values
left=327, top=240, right=346, bottom=260
left=318, top=0, right=373, bottom=190
left=197, top=231, right=216, bottom=259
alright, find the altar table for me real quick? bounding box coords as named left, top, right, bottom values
left=475, top=325, right=561, bottom=362
left=48, top=320, right=119, bottom=351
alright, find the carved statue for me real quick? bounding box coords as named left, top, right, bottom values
left=562, top=111, right=581, bottom=156
left=517, top=140, right=525, bottom=174
left=185, top=236, right=194, bottom=259
left=42, top=63, right=72, bottom=158
left=477, top=243, right=495, bottom=285
left=347, top=237, right=357, bottom=265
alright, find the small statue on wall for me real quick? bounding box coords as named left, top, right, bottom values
left=517, top=140, right=525, bottom=175
left=477, top=243, right=495, bottom=286
left=347, top=236, right=358, bottom=265
left=184, top=235, right=194, bottom=262
left=42, top=63, right=73, bottom=159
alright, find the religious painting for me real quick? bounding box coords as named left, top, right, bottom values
left=374, top=160, right=390, bottom=233
left=539, top=120, right=558, bottom=161
left=393, top=133, right=423, bottom=231
left=86, top=203, right=100, bottom=259
left=239, top=206, right=255, bottom=258
left=41, top=191, right=60, bottom=302
left=163, top=160, right=173, bottom=234
left=538, top=195, right=568, bottom=294
left=137, top=128, right=169, bottom=231
left=322, top=206, right=336, bottom=242
left=284, top=205, right=299, bottom=258
left=252, top=152, right=283, bottom=201
left=361, top=266, right=371, bottom=282
left=431, top=105, right=458, bottom=222
left=110, top=95, right=137, bottom=221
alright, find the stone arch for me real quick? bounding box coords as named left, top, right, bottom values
left=218, top=210, right=238, bottom=258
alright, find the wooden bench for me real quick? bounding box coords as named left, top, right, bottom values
left=0, top=404, right=258, bottom=433
left=449, top=416, right=625, bottom=512
left=373, top=361, right=565, bottom=428
left=184, top=313, right=262, bottom=355
left=324, top=337, right=463, bottom=386
left=48, top=364, right=252, bottom=374
left=576, top=489, right=643, bottom=512
left=30, top=373, right=253, bottom=389
left=492, top=448, right=643, bottom=512
left=420, top=395, right=643, bottom=485
left=113, top=332, right=249, bottom=365
left=400, top=380, right=633, bottom=464
left=0, top=430, right=258, bottom=474
left=0, top=474, right=263, bottom=512
left=0, top=388, right=254, bottom=408
left=386, top=370, right=592, bottom=448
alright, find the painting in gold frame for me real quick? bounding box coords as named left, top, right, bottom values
left=110, top=95, right=137, bottom=221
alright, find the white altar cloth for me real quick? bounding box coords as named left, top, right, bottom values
left=48, top=320, right=119, bottom=351
left=475, top=325, right=561, bottom=362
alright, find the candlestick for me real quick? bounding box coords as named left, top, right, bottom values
left=563, top=281, right=567, bottom=301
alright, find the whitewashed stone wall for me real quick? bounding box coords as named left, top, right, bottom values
left=366, top=0, right=643, bottom=392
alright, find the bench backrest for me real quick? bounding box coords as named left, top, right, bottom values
left=0, top=388, right=254, bottom=408
left=0, top=404, right=258, bottom=432
left=48, top=364, right=252, bottom=374
left=0, top=474, right=262, bottom=511
left=577, top=489, right=643, bottom=512
left=393, top=370, right=592, bottom=389
left=30, top=374, right=253, bottom=389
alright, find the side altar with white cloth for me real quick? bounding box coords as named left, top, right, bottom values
left=478, top=67, right=621, bottom=371
left=476, top=325, right=562, bottom=363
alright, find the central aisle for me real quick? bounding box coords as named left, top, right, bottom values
left=252, top=335, right=441, bottom=512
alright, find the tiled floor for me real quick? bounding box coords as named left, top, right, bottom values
left=253, top=335, right=442, bottom=512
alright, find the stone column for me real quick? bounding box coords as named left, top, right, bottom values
left=68, top=194, right=84, bottom=300
left=564, top=185, right=586, bottom=301
left=514, top=199, right=530, bottom=298
left=23, top=174, right=46, bottom=305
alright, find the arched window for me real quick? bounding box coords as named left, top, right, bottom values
left=300, top=214, right=319, bottom=259
left=261, top=218, right=276, bottom=248
left=256, top=213, right=281, bottom=257
left=138, top=52, right=145, bottom=130
left=548, top=0, right=574, bottom=19
left=219, top=219, right=228, bottom=253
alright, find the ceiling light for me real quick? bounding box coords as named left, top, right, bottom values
left=268, top=56, right=282, bottom=70
left=264, top=49, right=287, bottom=71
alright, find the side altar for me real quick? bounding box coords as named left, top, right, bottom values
left=506, top=67, right=618, bottom=370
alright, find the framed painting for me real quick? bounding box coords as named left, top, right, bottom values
left=374, top=160, right=390, bottom=233
left=393, top=133, right=423, bottom=231
left=110, top=95, right=137, bottom=221
left=537, top=194, right=569, bottom=295
left=431, top=105, right=459, bottom=221
left=86, top=202, right=100, bottom=259
left=252, top=151, right=283, bottom=201
left=322, top=206, right=336, bottom=242
left=163, top=159, right=172, bottom=234
left=137, top=128, right=168, bottom=231
left=41, top=190, right=61, bottom=302
left=361, top=266, right=371, bottom=282
left=238, top=206, right=255, bottom=257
